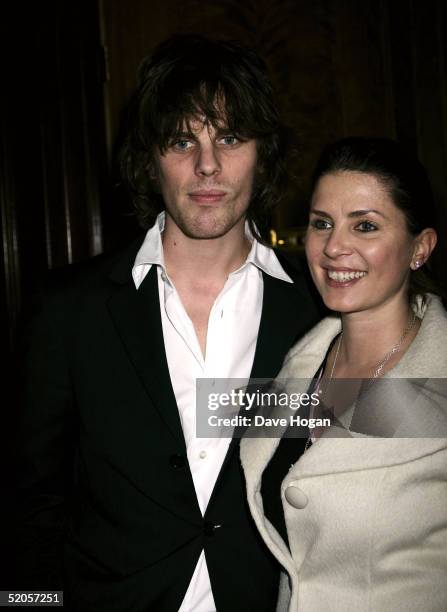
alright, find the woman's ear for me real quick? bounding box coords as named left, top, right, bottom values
left=410, top=228, right=437, bottom=270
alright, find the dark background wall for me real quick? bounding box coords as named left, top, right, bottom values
left=100, top=0, right=447, bottom=242
left=1, top=0, right=447, bottom=581
left=3, top=0, right=447, bottom=358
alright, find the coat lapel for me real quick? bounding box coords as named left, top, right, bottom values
left=107, top=260, right=185, bottom=445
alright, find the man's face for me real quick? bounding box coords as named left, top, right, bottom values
left=154, top=119, right=257, bottom=240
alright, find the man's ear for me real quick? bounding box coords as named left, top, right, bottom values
left=410, top=228, right=438, bottom=270
left=147, top=160, right=158, bottom=182
left=255, top=160, right=265, bottom=176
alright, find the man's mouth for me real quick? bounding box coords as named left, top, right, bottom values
left=188, top=190, right=227, bottom=203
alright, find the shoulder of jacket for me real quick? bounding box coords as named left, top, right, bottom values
left=43, top=234, right=145, bottom=295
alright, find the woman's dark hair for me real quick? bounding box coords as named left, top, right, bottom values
left=311, top=137, right=443, bottom=298
left=119, top=34, right=289, bottom=240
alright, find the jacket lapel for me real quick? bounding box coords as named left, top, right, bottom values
left=209, top=272, right=313, bottom=507
left=107, top=259, right=185, bottom=445
left=250, top=271, right=311, bottom=379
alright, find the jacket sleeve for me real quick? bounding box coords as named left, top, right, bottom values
left=15, top=290, right=76, bottom=589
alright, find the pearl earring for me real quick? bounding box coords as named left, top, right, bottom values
left=413, top=260, right=422, bottom=269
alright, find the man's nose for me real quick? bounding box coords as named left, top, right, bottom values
left=195, top=144, right=221, bottom=177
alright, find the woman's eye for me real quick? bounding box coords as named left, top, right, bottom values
left=310, top=218, right=332, bottom=230
left=356, top=220, right=378, bottom=232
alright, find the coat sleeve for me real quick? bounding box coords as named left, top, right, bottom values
left=14, top=290, right=76, bottom=589
left=371, top=447, right=447, bottom=612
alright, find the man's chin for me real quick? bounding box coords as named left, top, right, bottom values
left=179, top=225, right=234, bottom=240
left=176, top=214, right=245, bottom=241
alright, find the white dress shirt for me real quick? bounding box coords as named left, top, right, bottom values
left=132, top=212, right=292, bottom=612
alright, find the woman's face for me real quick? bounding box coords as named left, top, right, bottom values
left=305, top=171, right=417, bottom=315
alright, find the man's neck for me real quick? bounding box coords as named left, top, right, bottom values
left=161, top=216, right=252, bottom=357
left=161, top=218, right=252, bottom=286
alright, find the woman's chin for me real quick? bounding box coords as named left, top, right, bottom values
left=321, top=293, right=360, bottom=314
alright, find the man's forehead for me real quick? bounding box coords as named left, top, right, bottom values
left=177, top=115, right=231, bottom=135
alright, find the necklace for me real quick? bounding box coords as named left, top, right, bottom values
left=372, top=311, right=418, bottom=377
left=331, top=310, right=418, bottom=379
left=304, top=310, right=418, bottom=453
left=304, top=334, right=343, bottom=452
left=329, top=333, right=343, bottom=379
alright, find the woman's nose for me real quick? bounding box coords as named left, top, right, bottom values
left=323, top=228, right=353, bottom=258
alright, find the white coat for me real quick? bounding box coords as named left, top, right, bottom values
left=240, top=294, right=447, bottom=611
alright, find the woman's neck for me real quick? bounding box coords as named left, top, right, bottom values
left=331, top=296, right=420, bottom=378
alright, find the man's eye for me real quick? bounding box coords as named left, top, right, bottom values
left=218, top=135, right=239, bottom=146
left=172, top=139, right=193, bottom=151
left=309, top=219, right=332, bottom=230
left=356, top=220, right=378, bottom=232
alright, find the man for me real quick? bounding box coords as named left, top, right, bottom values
left=17, top=34, right=320, bottom=611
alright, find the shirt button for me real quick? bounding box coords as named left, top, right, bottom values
left=199, top=450, right=207, bottom=459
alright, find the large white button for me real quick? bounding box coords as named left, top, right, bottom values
left=199, top=450, right=207, bottom=459
left=284, top=485, right=308, bottom=509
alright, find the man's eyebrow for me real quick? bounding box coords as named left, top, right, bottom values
left=168, top=130, right=196, bottom=141
left=214, top=126, right=235, bottom=133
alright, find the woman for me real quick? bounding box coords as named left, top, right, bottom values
left=240, top=138, right=447, bottom=611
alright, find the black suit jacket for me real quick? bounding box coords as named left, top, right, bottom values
left=16, top=238, right=320, bottom=611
